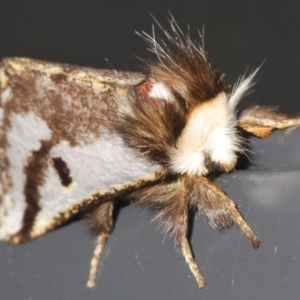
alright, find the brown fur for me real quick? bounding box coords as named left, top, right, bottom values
left=88, top=201, right=114, bottom=235
left=19, top=140, right=52, bottom=241
left=117, top=88, right=186, bottom=166
left=117, top=25, right=228, bottom=168
left=142, top=19, right=228, bottom=108
left=128, top=175, right=186, bottom=244
left=150, top=44, right=227, bottom=109
left=127, top=174, right=257, bottom=243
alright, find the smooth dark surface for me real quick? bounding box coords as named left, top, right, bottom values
left=1, top=1, right=300, bottom=300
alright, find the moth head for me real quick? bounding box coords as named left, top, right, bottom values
left=141, top=80, right=242, bottom=175
left=169, top=91, right=241, bottom=175
left=137, top=18, right=258, bottom=176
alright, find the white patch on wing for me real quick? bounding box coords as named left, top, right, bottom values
left=148, top=82, right=173, bottom=101
left=0, top=112, right=52, bottom=237
left=170, top=92, right=240, bottom=175
left=32, top=133, right=160, bottom=233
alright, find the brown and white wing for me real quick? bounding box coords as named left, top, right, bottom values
left=0, top=58, right=160, bottom=244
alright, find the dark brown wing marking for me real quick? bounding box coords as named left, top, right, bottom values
left=20, top=141, right=52, bottom=241
left=52, top=157, right=72, bottom=187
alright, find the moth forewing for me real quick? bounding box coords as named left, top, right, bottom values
left=0, top=57, right=161, bottom=245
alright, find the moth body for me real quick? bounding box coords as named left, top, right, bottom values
left=1, top=17, right=300, bottom=289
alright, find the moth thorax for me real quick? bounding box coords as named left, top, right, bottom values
left=170, top=92, right=241, bottom=175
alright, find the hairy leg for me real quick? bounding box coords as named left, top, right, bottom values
left=187, top=175, right=260, bottom=248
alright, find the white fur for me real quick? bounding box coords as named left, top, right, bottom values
left=170, top=92, right=241, bottom=175
left=228, top=68, right=260, bottom=110
left=148, top=81, right=173, bottom=101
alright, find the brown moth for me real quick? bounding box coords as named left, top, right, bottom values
left=1, top=17, right=300, bottom=289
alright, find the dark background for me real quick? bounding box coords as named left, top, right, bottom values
left=1, top=1, right=300, bottom=299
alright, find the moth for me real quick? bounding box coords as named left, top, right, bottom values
left=1, top=18, right=300, bottom=289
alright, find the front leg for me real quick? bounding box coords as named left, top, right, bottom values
left=238, top=105, right=300, bottom=138
left=129, top=177, right=206, bottom=288
left=186, top=176, right=260, bottom=248
left=129, top=174, right=260, bottom=288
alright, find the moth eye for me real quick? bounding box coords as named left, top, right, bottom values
left=52, top=157, right=72, bottom=187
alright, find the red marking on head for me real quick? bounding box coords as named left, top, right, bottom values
left=135, top=79, right=154, bottom=98
left=134, top=79, right=173, bottom=106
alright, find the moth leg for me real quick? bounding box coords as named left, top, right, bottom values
left=188, top=176, right=260, bottom=248
left=86, top=201, right=114, bottom=288
left=172, top=205, right=206, bottom=288
left=87, top=233, right=110, bottom=288
left=181, top=236, right=206, bottom=288
left=225, top=201, right=259, bottom=248
left=238, top=105, right=300, bottom=138
left=167, top=192, right=206, bottom=288
left=205, top=177, right=259, bottom=248
left=129, top=179, right=206, bottom=288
